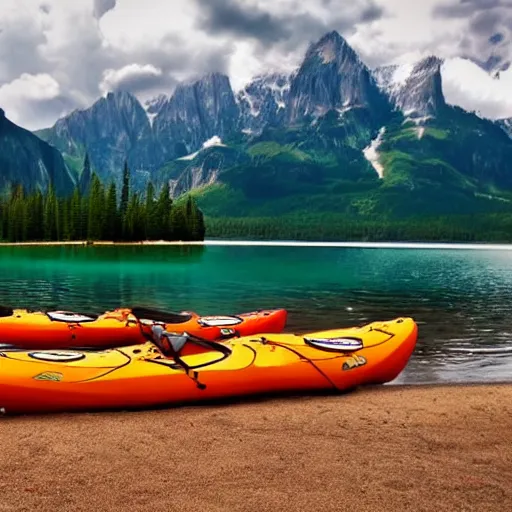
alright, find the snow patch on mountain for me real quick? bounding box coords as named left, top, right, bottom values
left=144, top=94, right=168, bottom=127
left=236, top=73, right=290, bottom=116
left=403, top=115, right=433, bottom=139
left=363, top=127, right=386, bottom=178
left=177, top=135, right=226, bottom=161
left=236, top=73, right=291, bottom=134
left=373, top=63, right=414, bottom=100
left=238, top=88, right=260, bottom=117
left=497, top=118, right=512, bottom=138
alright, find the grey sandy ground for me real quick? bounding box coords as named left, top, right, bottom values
left=1, top=384, right=512, bottom=512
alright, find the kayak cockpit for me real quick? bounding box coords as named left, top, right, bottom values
left=131, top=306, right=193, bottom=325
left=148, top=326, right=235, bottom=389
left=0, top=306, right=14, bottom=318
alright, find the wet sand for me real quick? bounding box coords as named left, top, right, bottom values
left=2, top=383, right=512, bottom=512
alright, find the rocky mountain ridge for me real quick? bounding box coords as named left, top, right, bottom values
left=0, top=108, right=75, bottom=195
left=372, top=56, right=446, bottom=122
left=22, top=29, right=512, bottom=220
left=236, top=72, right=291, bottom=135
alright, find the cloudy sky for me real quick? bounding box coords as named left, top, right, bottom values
left=0, top=0, right=511, bottom=130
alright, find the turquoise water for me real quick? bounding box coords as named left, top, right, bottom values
left=1, top=243, right=512, bottom=384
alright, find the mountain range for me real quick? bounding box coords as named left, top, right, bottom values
left=4, top=30, right=512, bottom=222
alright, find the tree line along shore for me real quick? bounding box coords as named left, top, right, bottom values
left=4, top=153, right=512, bottom=244
left=206, top=211, right=512, bottom=242
left=0, top=158, right=205, bottom=243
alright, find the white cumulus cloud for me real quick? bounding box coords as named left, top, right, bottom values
left=441, top=57, right=512, bottom=119
left=0, top=73, right=62, bottom=126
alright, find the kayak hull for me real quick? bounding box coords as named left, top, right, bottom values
left=0, top=317, right=417, bottom=415
left=0, top=307, right=288, bottom=350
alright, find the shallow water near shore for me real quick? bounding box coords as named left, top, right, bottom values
left=1, top=242, right=512, bottom=385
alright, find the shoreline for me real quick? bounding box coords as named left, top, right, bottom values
left=2, top=382, right=512, bottom=511
left=2, top=239, right=512, bottom=250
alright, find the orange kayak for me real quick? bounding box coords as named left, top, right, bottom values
left=0, top=306, right=288, bottom=350
left=0, top=317, right=417, bottom=415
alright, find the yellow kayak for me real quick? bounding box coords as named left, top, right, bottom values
left=0, top=317, right=418, bottom=415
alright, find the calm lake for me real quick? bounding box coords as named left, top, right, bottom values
left=1, top=242, right=512, bottom=385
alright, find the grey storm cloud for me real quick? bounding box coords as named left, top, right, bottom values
left=109, top=72, right=173, bottom=96
left=195, top=0, right=291, bottom=43
left=0, top=15, right=47, bottom=83
left=434, top=0, right=505, bottom=17
left=124, top=33, right=234, bottom=89
left=360, top=4, right=385, bottom=22
left=93, top=0, right=117, bottom=20
left=434, top=0, right=512, bottom=73
left=195, top=0, right=386, bottom=50
left=470, top=10, right=502, bottom=34
left=23, top=95, right=78, bottom=132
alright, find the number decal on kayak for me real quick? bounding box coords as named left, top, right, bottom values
left=28, top=351, right=85, bottom=362
left=342, top=355, right=367, bottom=371
left=33, top=371, right=63, bottom=382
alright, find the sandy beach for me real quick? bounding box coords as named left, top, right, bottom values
left=2, top=383, right=511, bottom=512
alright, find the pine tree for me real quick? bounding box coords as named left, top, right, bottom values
left=43, top=184, right=59, bottom=241
left=123, top=193, right=144, bottom=241
left=144, top=181, right=159, bottom=240
left=7, top=184, right=28, bottom=242
left=155, top=182, right=171, bottom=239
left=70, top=187, right=82, bottom=240
left=105, top=181, right=119, bottom=241
left=87, top=173, right=105, bottom=240
left=169, top=202, right=187, bottom=241
left=79, top=153, right=92, bottom=196
left=120, top=160, right=130, bottom=226
left=31, top=190, right=44, bottom=240
left=59, top=196, right=70, bottom=240
left=184, top=196, right=205, bottom=241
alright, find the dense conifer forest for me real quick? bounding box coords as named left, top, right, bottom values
left=0, top=156, right=205, bottom=243
left=206, top=213, right=512, bottom=243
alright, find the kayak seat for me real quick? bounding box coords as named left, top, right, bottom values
left=151, top=325, right=188, bottom=356
left=0, top=305, right=14, bottom=318
left=150, top=325, right=233, bottom=361
left=131, top=307, right=193, bottom=325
